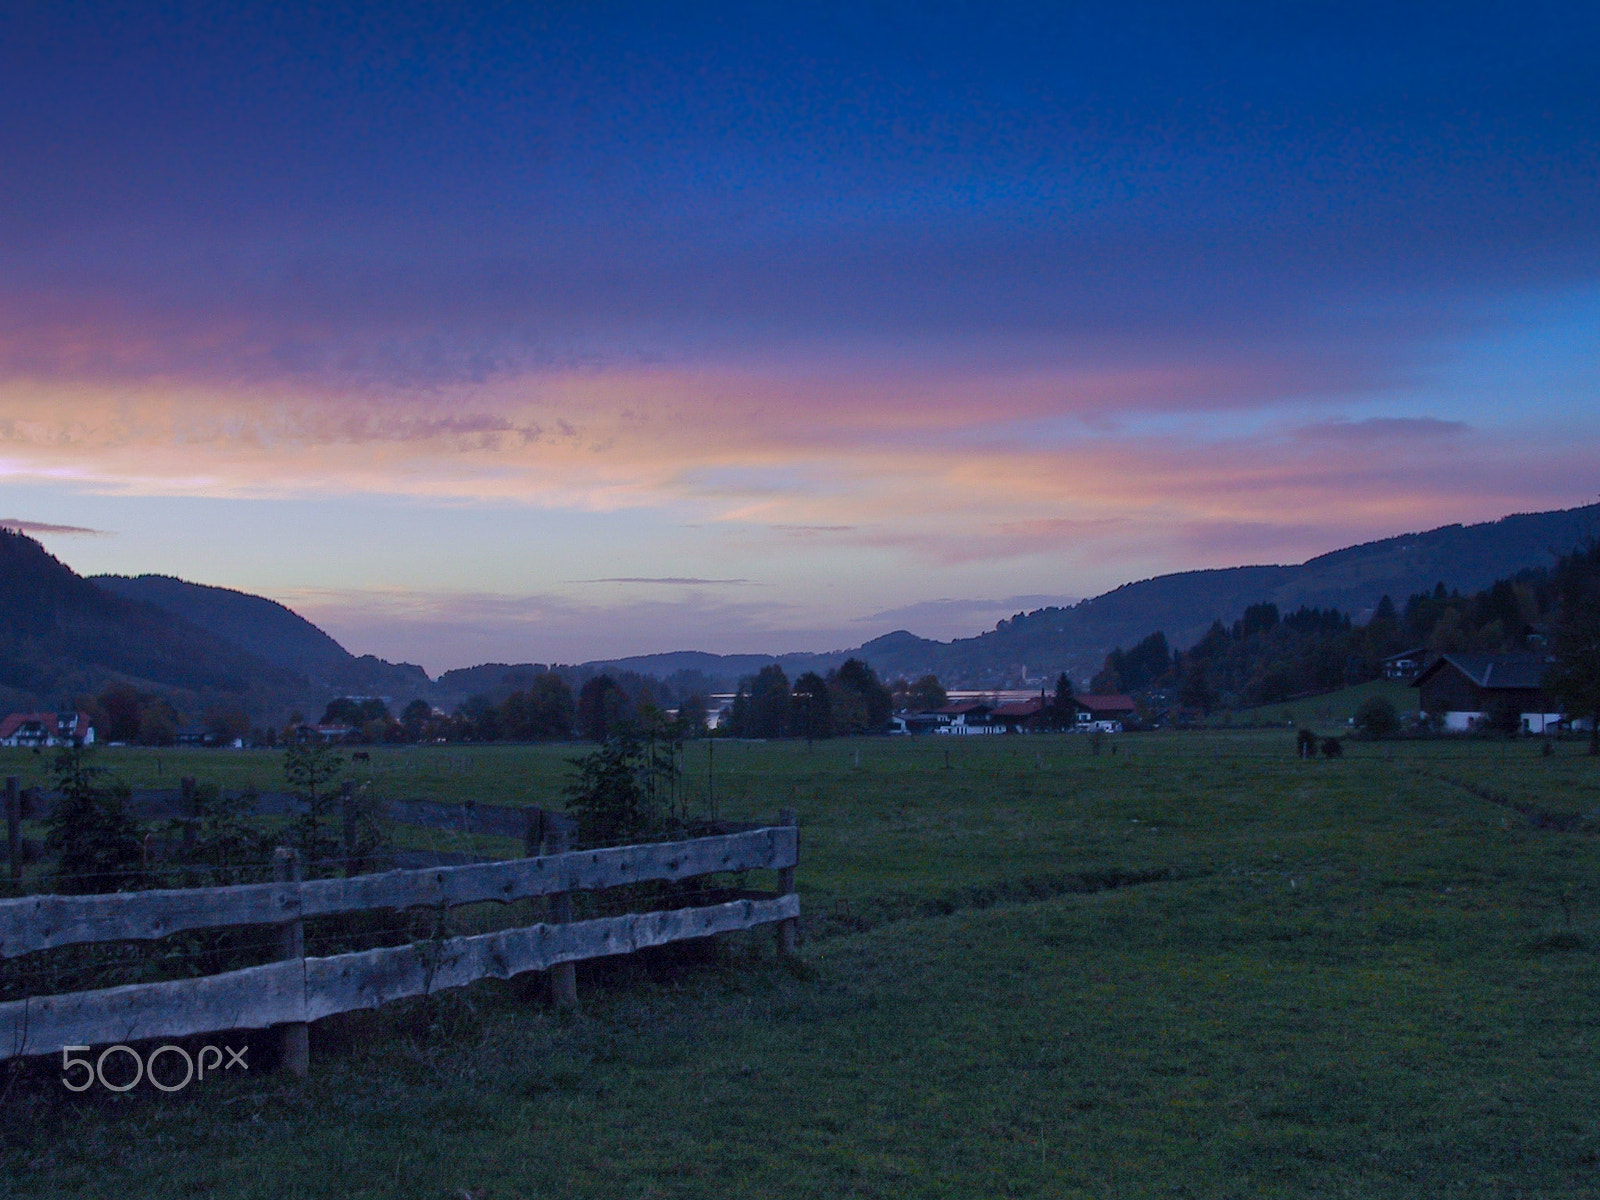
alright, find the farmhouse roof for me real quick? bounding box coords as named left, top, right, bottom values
left=1073, top=694, right=1137, bottom=713
left=932, top=702, right=991, bottom=716
left=992, top=697, right=1047, bottom=718
left=0, top=711, right=93, bottom=740
left=1411, top=653, right=1552, bottom=691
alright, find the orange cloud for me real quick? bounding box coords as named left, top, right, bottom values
left=2, top=352, right=1592, bottom=594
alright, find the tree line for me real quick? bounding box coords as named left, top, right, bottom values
left=722, top=659, right=895, bottom=738
left=1083, top=539, right=1600, bottom=737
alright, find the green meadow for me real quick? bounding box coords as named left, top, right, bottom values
left=3, top=732, right=1598, bottom=1198
left=1207, top=678, right=1421, bottom=731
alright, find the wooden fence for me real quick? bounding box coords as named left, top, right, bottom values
left=0, top=813, right=799, bottom=1073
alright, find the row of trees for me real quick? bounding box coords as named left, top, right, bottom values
left=723, top=659, right=894, bottom=739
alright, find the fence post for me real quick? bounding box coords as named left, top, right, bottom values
left=522, top=807, right=545, bottom=859
left=776, top=807, right=798, bottom=957
left=273, top=846, right=310, bottom=1077
left=180, top=776, right=197, bottom=858
left=340, top=780, right=357, bottom=877
left=5, top=777, right=19, bottom=889
left=545, top=813, right=579, bottom=1010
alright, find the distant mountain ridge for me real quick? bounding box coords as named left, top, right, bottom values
left=8, top=502, right=1594, bottom=712
left=582, top=503, right=1600, bottom=688
left=951, top=502, right=1600, bottom=681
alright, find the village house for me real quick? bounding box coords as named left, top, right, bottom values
left=1411, top=652, right=1563, bottom=733
left=1382, top=649, right=1426, bottom=680
left=930, top=702, right=1004, bottom=735
left=992, top=696, right=1049, bottom=732
left=0, top=711, right=95, bottom=748
left=1071, top=694, right=1138, bottom=732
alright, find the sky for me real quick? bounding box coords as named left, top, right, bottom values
left=1, top=1, right=1598, bottom=674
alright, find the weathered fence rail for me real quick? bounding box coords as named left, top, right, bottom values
left=0, top=826, right=797, bottom=958
left=3, top=896, right=798, bottom=1059
left=0, top=819, right=800, bottom=1068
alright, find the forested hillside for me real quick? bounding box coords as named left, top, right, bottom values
left=93, top=574, right=429, bottom=693
left=0, top=531, right=304, bottom=713
left=1085, top=538, right=1600, bottom=721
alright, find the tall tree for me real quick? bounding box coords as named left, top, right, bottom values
left=675, top=693, right=708, bottom=737
left=504, top=673, right=575, bottom=740
left=457, top=693, right=502, bottom=741
left=828, top=658, right=892, bottom=734
left=791, top=671, right=833, bottom=741
left=747, top=665, right=792, bottom=738
left=96, top=684, right=144, bottom=743
left=1547, top=541, right=1600, bottom=754
left=1049, top=672, right=1076, bottom=729
left=576, top=674, right=629, bottom=742
left=1178, top=659, right=1217, bottom=715
left=907, top=674, right=947, bottom=711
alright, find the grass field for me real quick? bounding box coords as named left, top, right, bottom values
left=3, top=732, right=1598, bottom=1198
left=1207, top=679, right=1421, bottom=731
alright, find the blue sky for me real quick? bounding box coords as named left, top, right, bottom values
left=2, top=2, right=1597, bottom=672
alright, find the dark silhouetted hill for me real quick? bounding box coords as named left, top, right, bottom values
left=0, top=531, right=306, bottom=705
left=92, top=574, right=430, bottom=695
left=911, top=503, right=1600, bottom=683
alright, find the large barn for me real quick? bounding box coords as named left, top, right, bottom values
left=1412, top=653, right=1562, bottom=733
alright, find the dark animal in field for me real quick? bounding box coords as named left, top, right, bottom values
left=352, top=751, right=370, bottom=763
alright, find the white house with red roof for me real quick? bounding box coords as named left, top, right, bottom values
left=992, top=696, right=1049, bottom=731
left=1071, top=694, right=1138, bottom=731
left=0, top=711, right=95, bottom=747
left=930, top=701, right=1005, bottom=735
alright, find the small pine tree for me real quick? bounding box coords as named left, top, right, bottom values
left=282, top=740, right=345, bottom=864
left=44, top=744, right=142, bottom=893
left=564, top=719, right=686, bottom=847
left=565, top=733, right=651, bottom=847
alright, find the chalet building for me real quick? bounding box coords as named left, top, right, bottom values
left=1411, top=653, right=1562, bottom=733
left=1382, top=649, right=1426, bottom=680
left=0, top=711, right=95, bottom=747
left=992, top=696, right=1049, bottom=732
left=930, top=702, right=1004, bottom=735
left=1071, top=694, right=1138, bottom=731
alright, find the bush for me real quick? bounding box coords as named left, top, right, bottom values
left=1483, top=695, right=1523, bottom=736
left=1353, top=696, right=1400, bottom=740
